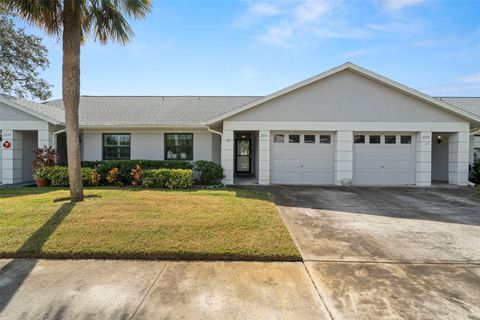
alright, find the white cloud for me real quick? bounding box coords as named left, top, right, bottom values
left=342, top=49, right=370, bottom=58
left=238, top=0, right=426, bottom=48
left=383, top=0, right=424, bottom=11
left=458, top=72, right=480, bottom=84
left=422, top=72, right=480, bottom=96
left=250, top=2, right=281, bottom=16
left=295, top=0, right=333, bottom=23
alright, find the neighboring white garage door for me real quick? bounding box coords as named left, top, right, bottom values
left=353, top=133, right=416, bottom=185
left=271, top=132, right=334, bottom=184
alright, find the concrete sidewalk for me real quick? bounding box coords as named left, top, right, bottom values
left=0, top=259, right=331, bottom=320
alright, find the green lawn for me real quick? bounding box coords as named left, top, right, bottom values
left=0, top=187, right=300, bottom=261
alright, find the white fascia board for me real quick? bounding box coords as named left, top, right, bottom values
left=207, top=62, right=480, bottom=126
left=0, top=96, right=62, bottom=125
left=0, top=120, right=50, bottom=130
left=223, top=121, right=470, bottom=133
left=79, top=124, right=208, bottom=129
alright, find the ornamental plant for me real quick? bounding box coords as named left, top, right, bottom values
left=131, top=165, right=143, bottom=186
left=106, top=168, right=122, bottom=186
left=32, top=146, right=57, bottom=172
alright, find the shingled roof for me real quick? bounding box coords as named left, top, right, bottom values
left=45, top=96, right=260, bottom=126
left=434, top=97, right=480, bottom=117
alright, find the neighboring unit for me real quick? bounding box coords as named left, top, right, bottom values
left=1, top=63, right=479, bottom=186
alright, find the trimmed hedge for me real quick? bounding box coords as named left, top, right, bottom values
left=194, top=160, right=224, bottom=186
left=81, top=160, right=193, bottom=185
left=142, top=169, right=193, bottom=189
left=38, top=166, right=99, bottom=187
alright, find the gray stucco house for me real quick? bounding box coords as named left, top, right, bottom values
left=1, top=63, right=479, bottom=186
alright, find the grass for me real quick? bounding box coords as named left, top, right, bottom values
left=0, top=187, right=300, bottom=261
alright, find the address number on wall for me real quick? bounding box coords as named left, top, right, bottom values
left=260, top=133, right=269, bottom=139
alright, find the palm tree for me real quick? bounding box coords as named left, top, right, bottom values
left=4, top=0, right=151, bottom=201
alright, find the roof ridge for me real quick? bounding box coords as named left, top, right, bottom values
left=79, top=95, right=263, bottom=98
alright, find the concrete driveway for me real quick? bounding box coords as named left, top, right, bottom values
left=270, top=186, right=480, bottom=319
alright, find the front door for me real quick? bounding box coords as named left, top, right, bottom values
left=235, top=138, right=251, bottom=174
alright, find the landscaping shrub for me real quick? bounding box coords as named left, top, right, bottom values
left=194, top=160, right=224, bottom=186
left=131, top=165, right=143, bottom=186
left=471, top=160, right=480, bottom=183
left=82, top=160, right=193, bottom=184
left=106, top=168, right=122, bottom=186
left=40, top=166, right=100, bottom=187
left=142, top=169, right=192, bottom=189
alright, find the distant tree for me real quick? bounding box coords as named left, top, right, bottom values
left=0, top=6, right=51, bottom=101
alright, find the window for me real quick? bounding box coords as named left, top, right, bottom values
left=319, top=135, right=331, bottom=144
left=103, top=134, right=130, bottom=160
left=274, top=134, right=285, bottom=143
left=289, top=134, right=300, bottom=143
left=385, top=135, right=396, bottom=144
left=400, top=135, right=412, bottom=144
left=354, top=135, right=365, bottom=144
left=369, top=135, right=381, bottom=144
left=165, top=133, right=193, bottom=160
left=304, top=135, right=315, bottom=143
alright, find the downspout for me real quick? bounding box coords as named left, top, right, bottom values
left=51, top=129, right=66, bottom=149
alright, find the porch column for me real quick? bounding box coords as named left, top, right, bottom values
left=1, top=130, right=23, bottom=184
left=221, top=130, right=234, bottom=185
left=416, top=131, right=432, bottom=186
left=38, top=128, right=52, bottom=148
left=258, top=130, right=270, bottom=185
left=334, top=131, right=353, bottom=186
left=448, top=131, right=469, bottom=185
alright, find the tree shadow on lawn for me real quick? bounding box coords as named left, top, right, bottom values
left=0, top=187, right=60, bottom=199
left=0, top=201, right=76, bottom=313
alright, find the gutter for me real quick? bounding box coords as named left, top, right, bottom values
left=207, top=126, right=223, bottom=137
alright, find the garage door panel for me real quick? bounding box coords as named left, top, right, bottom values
left=271, top=133, right=334, bottom=185
left=353, top=134, right=415, bottom=185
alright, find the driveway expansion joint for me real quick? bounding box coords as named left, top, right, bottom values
left=302, top=262, right=334, bottom=320
left=129, top=262, right=168, bottom=320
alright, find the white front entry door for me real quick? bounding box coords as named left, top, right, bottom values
left=270, top=132, right=335, bottom=185
left=353, top=133, right=416, bottom=185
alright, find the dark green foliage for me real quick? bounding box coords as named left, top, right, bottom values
left=194, top=160, right=224, bottom=186
left=39, top=166, right=98, bottom=186
left=81, top=160, right=193, bottom=185
left=471, top=160, right=480, bottom=183
left=142, top=169, right=193, bottom=189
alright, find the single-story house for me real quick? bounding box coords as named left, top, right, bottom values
left=1, top=62, right=480, bottom=186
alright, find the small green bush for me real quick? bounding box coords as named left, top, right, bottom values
left=471, top=160, right=480, bottom=183
left=39, top=166, right=99, bottom=187
left=142, top=169, right=192, bottom=189
left=194, top=160, right=224, bottom=186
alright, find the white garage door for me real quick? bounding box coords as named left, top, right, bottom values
left=353, top=133, right=416, bottom=185
left=271, top=132, right=334, bottom=184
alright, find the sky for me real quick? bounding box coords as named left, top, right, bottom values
left=14, top=0, right=480, bottom=100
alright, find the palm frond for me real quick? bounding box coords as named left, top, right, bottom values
left=2, top=0, right=63, bottom=36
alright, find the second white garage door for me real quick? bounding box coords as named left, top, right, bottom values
left=353, top=133, right=416, bottom=185
left=271, top=132, right=334, bottom=184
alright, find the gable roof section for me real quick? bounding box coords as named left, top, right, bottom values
left=0, top=94, right=64, bottom=124
left=207, top=62, right=480, bottom=126
left=46, top=96, right=260, bottom=127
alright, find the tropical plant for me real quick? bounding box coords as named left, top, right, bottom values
left=4, top=0, right=151, bottom=201
left=131, top=165, right=143, bottom=186
left=106, top=167, right=122, bottom=186
left=32, top=146, right=57, bottom=172
left=194, top=160, right=224, bottom=186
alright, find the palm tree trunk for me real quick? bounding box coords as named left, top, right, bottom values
left=62, top=0, right=83, bottom=201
